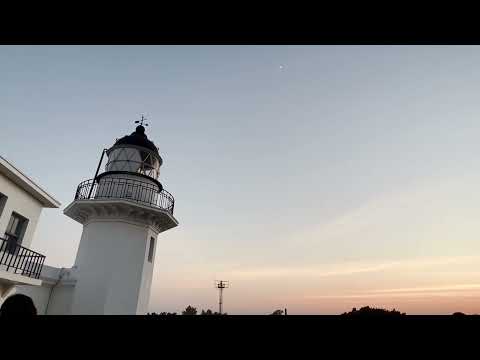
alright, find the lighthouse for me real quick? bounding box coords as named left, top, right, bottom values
left=63, top=118, right=178, bottom=314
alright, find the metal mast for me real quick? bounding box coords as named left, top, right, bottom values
left=215, top=280, right=229, bottom=314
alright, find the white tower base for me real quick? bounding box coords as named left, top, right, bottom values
left=64, top=199, right=178, bottom=315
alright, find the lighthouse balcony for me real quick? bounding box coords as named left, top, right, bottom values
left=74, top=176, right=175, bottom=215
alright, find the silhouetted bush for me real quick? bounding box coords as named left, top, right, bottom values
left=182, top=305, right=198, bottom=315
left=341, top=306, right=406, bottom=316
left=200, top=309, right=226, bottom=315
left=147, top=312, right=177, bottom=315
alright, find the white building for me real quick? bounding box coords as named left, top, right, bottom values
left=0, top=122, right=178, bottom=314
left=0, top=156, right=60, bottom=296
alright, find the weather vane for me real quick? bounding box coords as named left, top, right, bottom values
left=135, top=115, right=149, bottom=127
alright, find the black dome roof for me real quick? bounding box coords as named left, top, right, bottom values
left=113, top=125, right=159, bottom=154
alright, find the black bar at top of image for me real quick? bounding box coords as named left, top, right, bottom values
left=2, top=21, right=480, bottom=45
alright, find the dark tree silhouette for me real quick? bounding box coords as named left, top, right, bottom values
left=182, top=305, right=198, bottom=315
left=200, top=309, right=227, bottom=315
left=341, top=306, right=406, bottom=316
left=147, top=312, right=177, bottom=315
left=452, top=312, right=466, bottom=316
left=270, top=309, right=284, bottom=315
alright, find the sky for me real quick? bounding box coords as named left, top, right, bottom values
left=1, top=45, right=480, bottom=314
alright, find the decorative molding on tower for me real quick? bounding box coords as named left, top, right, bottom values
left=64, top=199, right=177, bottom=234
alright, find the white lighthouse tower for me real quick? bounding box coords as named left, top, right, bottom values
left=63, top=118, right=178, bottom=314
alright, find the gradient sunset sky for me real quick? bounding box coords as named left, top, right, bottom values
left=2, top=45, right=480, bottom=314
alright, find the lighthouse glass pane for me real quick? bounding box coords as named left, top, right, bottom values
left=106, top=146, right=160, bottom=179
left=106, top=147, right=142, bottom=172
left=105, top=149, right=121, bottom=171
left=140, top=150, right=153, bottom=169
left=123, top=148, right=142, bottom=172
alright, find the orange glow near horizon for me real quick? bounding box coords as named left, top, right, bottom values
left=150, top=253, right=480, bottom=314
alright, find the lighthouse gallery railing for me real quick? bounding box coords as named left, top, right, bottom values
left=74, top=177, right=175, bottom=215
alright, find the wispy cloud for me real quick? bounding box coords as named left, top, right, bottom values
left=303, top=284, right=480, bottom=300
left=224, top=255, right=480, bottom=279
left=371, top=284, right=480, bottom=294
left=289, top=175, right=480, bottom=259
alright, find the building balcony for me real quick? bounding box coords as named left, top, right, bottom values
left=0, top=236, right=45, bottom=280
left=0, top=236, right=45, bottom=296
left=74, top=176, right=175, bottom=216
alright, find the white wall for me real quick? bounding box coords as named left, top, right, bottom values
left=71, top=219, right=154, bottom=315
left=2, top=265, right=76, bottom=315
left=0, top=173, right=43, bottom=249
left=7, top=283, right=75, bottom=315
left=45, top=284, right=75, bottom=315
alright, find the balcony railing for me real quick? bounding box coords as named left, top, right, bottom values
left=0, top=236, right=46, bottom=279
left=74, top=177, right=175, bottom=215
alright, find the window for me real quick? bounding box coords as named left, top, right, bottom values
left=0, top=192, right=7, bottom=219
left=5, top=212, right=29, bottom=248
left=148, top=236, right=155, bottom=263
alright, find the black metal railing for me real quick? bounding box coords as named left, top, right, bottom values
left=0, top=236, right=46, bottom=279
left=75, top=177, right=175, bottom=215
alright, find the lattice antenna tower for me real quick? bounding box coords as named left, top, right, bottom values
left=214, top=280, right=229, bottom=314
